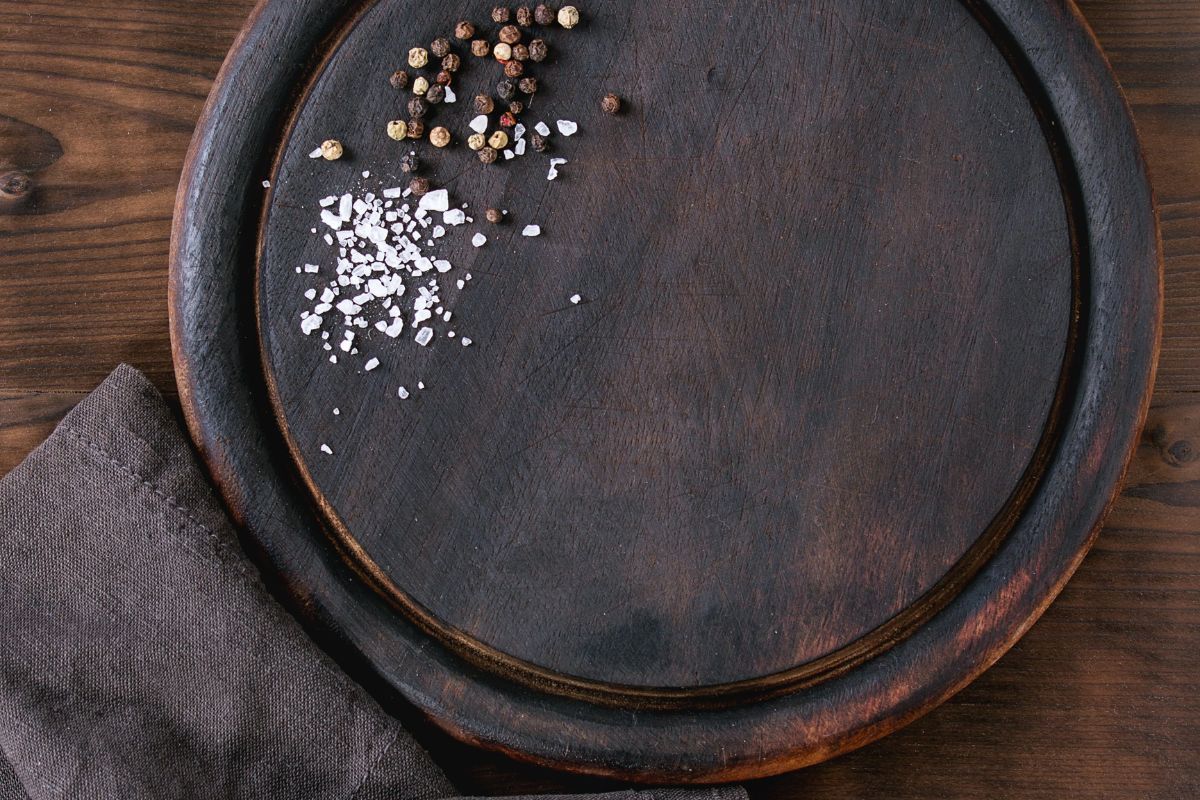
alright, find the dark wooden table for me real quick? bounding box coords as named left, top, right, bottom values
left=1, top=1, right=1196, bottom=797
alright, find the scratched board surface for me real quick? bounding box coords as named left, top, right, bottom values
left=174, top=0, right=1159, bottom=781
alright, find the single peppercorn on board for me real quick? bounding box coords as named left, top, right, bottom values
left=175, top=0, right=1162, bottom=785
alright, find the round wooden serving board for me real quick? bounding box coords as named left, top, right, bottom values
left=171, top=0, right=1162, bottom=782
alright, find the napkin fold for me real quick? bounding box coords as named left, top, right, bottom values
left=0, top=366, right=747, bottom=800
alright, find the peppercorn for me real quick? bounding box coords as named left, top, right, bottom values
left=320, top=139, right=344, bottom=160
left=426, top=84, right=446, bottom=104
left=389, top=70, right=409, bottom=90
left=498, top=112, right=517, bottom=128
left=530, top=133, right=548, bottom=152
left=406, top=119, right=425, bottom=139
left=0, top=170, right=30, bottom=203
left=478, top=146, right=499, bottom=164
left=485, top=208, right=504, bottom=224
left=467, top=133, right=487, bottom=151
left=503, top=60, right=524, bottom=78
left=488, top=130, right=510, bottom=149
left=528, top=39, right=548, bottom=61
left=534, top=3, right=556, bottom=25
left=499, top=24, right=521, bottom=44
left=512, top=43, right=529, bottom=61
left=430, top=126, right=451, bottom=148
left=494, top=42, right=513, bottom=61
left=497, top=79, right=517, bottom=102
left=409, top=176, right=431, bottom=196
left=491, top=6, right=511, bottom=23
left=471, top=39, right=490, bottom=57
left=557, top=5, right=579, bottom=28
left=412, top=76, right=430, bottom=96
left=436, top=70, right=453, bottom=86
left=386, top=120, right=408, bottom=140
left=474, top=95, right=495, bottom=114
left=518, top=76, right=538, bottom=94
left=430, top=37, right=451, bottom=58
left=399, top=152, right=420, bottom=173
left=601, top=92, right=621, bottom=114
left=516, top=6, right=533, bottom=26
left=455, top=20, right=475, bottom=39
left=407, top=97, right=429, bottom=118
left=508, top=100, right=524, bottom=115
left=442, top=53, right=461, bottom=73
left=408, top=47, right=429, bottom=68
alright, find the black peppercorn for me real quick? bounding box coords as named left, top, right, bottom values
left=471, top=39, right=490, bottom=57
left=426, top=84, right=446, bottom=104
left=503, top=60, right=524, bottom=78
left=399, top=152, right=420, bottom=173
left=518, top=76, right=538, bottom=94
left=485, top=208, right=504, bottom=224
left=478, top=146, right=499, bottom=164
left=409, top=176, right=431, bottom=196
left=407, top=97, right=429, bottom=118
left=0, top=170, right=31, bottom=203
left=406, top=118, right=426, bottom=139
left=491, top=6, right=510, bottom=23
left=530, top=133, right=548, bottom=152
left=512, top=43, right=529, bottom=61
left=601, top=92, right=621, bottom=114
left=455, top=20, right=475, bottom=39
left=389, top=70, right=409, bottom=90
left=474, top=94, right=495, bottom=114
left=508, top=100, right=524, bottom=115
left=442, top=53, right=461, bottom=72
left=436, top=70, right=453, bottom=86
left=534, top=3, right=556, bottom=25
left=499, top=24, right=521, bottom=44
left=497, top=79, right=517, bottom=102
left=528, top=38, right=548, bottom=61
left=430, top=37, right=451, bottom=58
left=516, top=6, right=533, bottom=26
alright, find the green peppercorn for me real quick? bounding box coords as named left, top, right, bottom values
left=488, top=130, right=509, bottom=149
left=412, top=76, right=430, bottom=96
left=528, top=38, right=548, bottom=61
left=557, top=5, right=579, bottom=28
left=478, top=146, right=499, bottom=164
left=467, top=133, right=486, bottom=151
left=386, top=120, right=408, bottom=140
left=408, top=47, right=429, bottom=68
left=320, top=139, right=344, bottom=160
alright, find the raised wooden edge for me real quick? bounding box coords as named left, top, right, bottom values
left=170, top=0, right=1162, bottom=782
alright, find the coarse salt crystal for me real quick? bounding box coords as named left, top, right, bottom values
left=504, top=150, right=514, bottom=160
left=321, top=210, right=343, bottom=230
left=515, top=138, right=527, bottom=156
left=419, top=189, right=450, bottom=213
left=333, top=408, right=340, bottom=415
left=320, top=444, right=333, bottom=455
left=383, top=187, right=405, bottom=199
left=339, top=194, right=353, bottom=220
left=418, top=382, right=425, bottom=390
left=262, top=180, right=271, bottom=188
left=443, top=85, right=456, bottom=103
left=469, top=115, right=489, bottom=134
left=434, top=260, right=452, bottom=273
left=309, top=147, right=323, bottom=158
left=443, top=209, right=466, bottom=225
left=547, top=158, right=567, bottom=180
left=398, top=386, right=410, bottom=399
left=556, top=120, right=578, bottom=136
left=320, top=196, right=338, bottom=207
left=535, top=121, right=551, bottom=136
left=415, top=327, right=434, bottom=346
left=304, top=263, right=320, bottom=273
left=364, top=357, right=380, bottom=371
left=461, top=338, right=473, bottom=347
left=522, top=224, right=541, bottom=237
left=471, top=233, right=487, bottom=248
left=570, top=294, right=582, bottom=304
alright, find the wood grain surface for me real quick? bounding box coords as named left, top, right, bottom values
left=1, top=0, right=1197, bottom=797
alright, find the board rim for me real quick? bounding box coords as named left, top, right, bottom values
left=170, top=0, right=1162, bottom=782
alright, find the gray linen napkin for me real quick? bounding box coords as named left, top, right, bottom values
left=0, top=365, right=748, bottom=800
